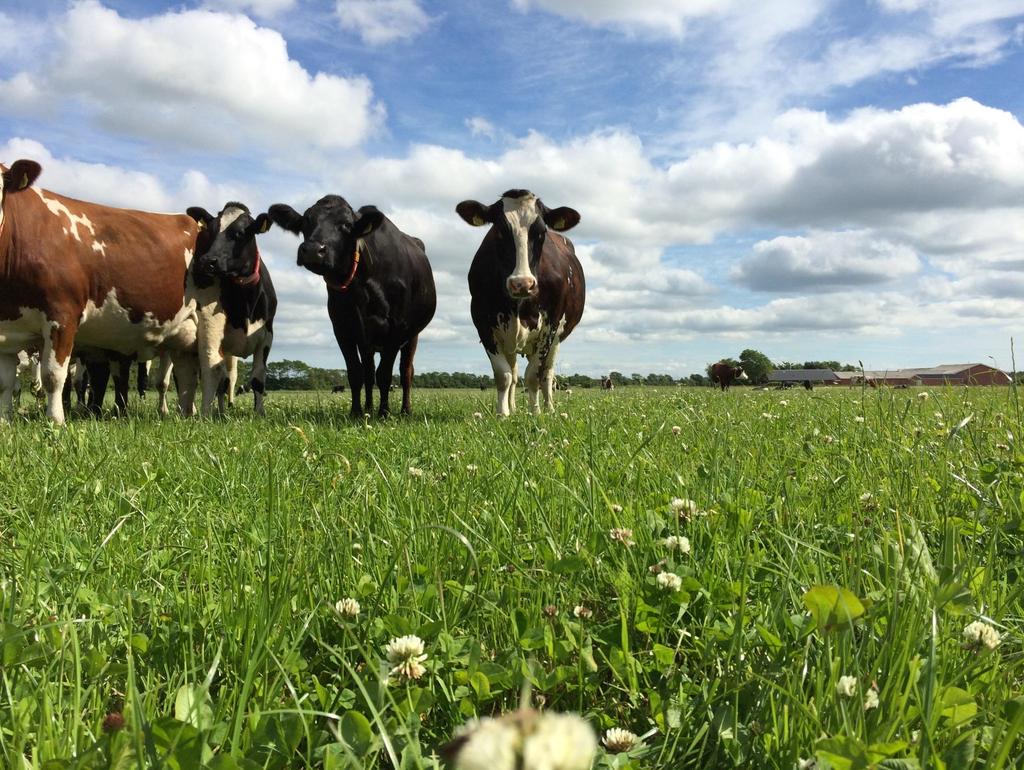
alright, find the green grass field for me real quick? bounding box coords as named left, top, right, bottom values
left=1, top=386, right=1021, bottom=769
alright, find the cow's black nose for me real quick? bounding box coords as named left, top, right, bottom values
left=298, top=241, right=326, bottom=265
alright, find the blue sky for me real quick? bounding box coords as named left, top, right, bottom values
left=3, top=0, right=1024, bottom=376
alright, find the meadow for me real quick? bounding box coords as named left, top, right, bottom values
left=0, top=385, right=1021, bottom=769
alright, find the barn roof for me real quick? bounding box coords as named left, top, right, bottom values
left=910, top=363, right=988, bottom=375
left=768, top=369, right=839, bottom=382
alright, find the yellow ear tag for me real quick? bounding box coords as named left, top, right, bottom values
left=18, top=174, right=29, bottom=190
left=259, top=220, right=270, bottom=233
left=196, top=220, right=206, bottom=231
left=472, top=215, right=485, bottom=226
left=552, top=218, right=565, bottom=230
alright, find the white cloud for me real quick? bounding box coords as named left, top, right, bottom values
left=0, top=137, right=252, bottom=212
left=204, top=0, right=297, bottom=16
left=336, top=0, right=431, bottom=44
left=510, top=0, right=732, bottom=38
left=1, top=1, right=383, bottom=152
left=732, top=230, right=921, bottom=292
left=466, top=117, right=497, bottom=138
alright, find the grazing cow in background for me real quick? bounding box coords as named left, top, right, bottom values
left=456, top=190, right=585, bottom=416
left=332, top=383, right=346, bottom=393
left=0, top=159, right=201, bottom=423
left=601, top=376, right=614, bottom=391
left=269, top=195, right=435, bottom=417
left=710, top=362, right=748, bottom=391
left=186, top=202, right=277, bottom=416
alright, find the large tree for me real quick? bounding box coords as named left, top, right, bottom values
left=739, top=349, right=774, bottom=384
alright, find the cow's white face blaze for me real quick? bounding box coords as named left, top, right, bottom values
left=502, top=193, right=540, bottom=299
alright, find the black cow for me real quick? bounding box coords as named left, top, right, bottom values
left=268, top=195, right=436, bottom=417
left=186, top=202, right=277, bottom=416
left=332, top=384, right=346, bottom=394
left=709, top=362, right=748, bottom=391
left=456, top=190, right=584, bottom=416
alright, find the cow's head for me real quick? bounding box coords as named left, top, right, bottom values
left=456, top=190, right=580, bottom=300
left=0, top=159, right=42, bottom=229
left=735, top=368, right=749, bottom=381
left=186, top=202, right=270, bottom=284
left=267, top=195, right=383, bottom=283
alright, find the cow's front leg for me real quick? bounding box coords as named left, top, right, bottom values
left=40, top=328, right=76, bottom=424
left=539, top=338, right=561, bottom=413
left=488, top=351, right=514, bottom=417
left=171, top=353, right=199, bottom=417
left=215, top=355, right=235, bottom=415
left=375, top=347, right=399, bottom=418
left=197, top=312, right=227, bottom=418
left=524, top=356, right=542, bottom=415
left=361, top=347, right=376, bottom=416
left=251, top=336, right=272, bottom=416
left=155, top=354, right=173, bottom=416
left=226, top=356, right=238, bottom=409
left=0, top=354, right=17, bottom=420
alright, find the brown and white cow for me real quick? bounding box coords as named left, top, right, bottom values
left=709, top=362, right=748, bottom=390
left=456, top=190, right=585, bottom=416
left=0, top=160, right=201, bottom=423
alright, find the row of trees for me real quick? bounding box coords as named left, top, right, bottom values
left=232, top=360, right=710, bottom=390
left=707, top=349, right=859, bottom=385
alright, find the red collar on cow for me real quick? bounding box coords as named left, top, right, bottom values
left=325, top=247, right=361, bottom=292
left=232, top=245, right=261, bottom=287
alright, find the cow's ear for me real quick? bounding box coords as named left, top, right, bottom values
left=186, top=207, right=214, bottom=230
left=353, top=208, right=384, bottom=238
left=4, top=159, right=42, bottom=192
left=252, top=213, right=272, bottom=234
left=541, top=205, right=580, bottom=232
left=268, top=203, right=305, bottom=234
left=456, top=200, right=493, bottom=227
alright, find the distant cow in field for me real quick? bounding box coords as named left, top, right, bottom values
left=457, top=190, right=584, bottom=416
left=269, top=195, right=435, bottom=417
left=186, top=202, right=277, bottom=416
left=332, top=384, right=346, bottom=393
left=709, top=362, right=748, bottom=391
left=601, top=376, right=614, bottom=391
left=0, top=159, right=201, bottom=423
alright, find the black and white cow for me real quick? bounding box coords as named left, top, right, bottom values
left=186, top=202, right=277, bottom=416
left=268, top=195, right=435, bottom=418
left=456, top=190, right=585, bottom=416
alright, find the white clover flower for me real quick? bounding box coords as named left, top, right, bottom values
left=671, top=425, right=682, bottom=435
left=670, top=497, right=700, bottom=520
left=761, top=412, right=774, bottom=419
left=854, top=416, right=865, bottom=423
left=663, top=535, right=691, bottom=554
left=472, top=412, right=483, bottom=419
left=609, top=528, right=634, bottom=547
left=798, top=759, right=817, bottom=770
left=351, top=542, right=363, bottom=554
left=918, top=391, right=930, bottom=400
left=450, top=717, right=519, bottom=770
left=863, top=687, right=879, bottom=711
left=449, top=711, right=596, bottom=770
left=521, top=712, right=597, bottom=770
left=334, top=598, right=360, bottom=618
left=560, top=412, right=569, bottom=419
left=408, top=466, right=424, bottom=478
left=779, top=399, right=789, bottom=406
left=385, top=635, right=428, bottom=681
left=573, top=605, right=593, bottom=619
left=610, top=504, right=623, bottom=513
left=822, top=434, right=835, bottom=444
left=466, top=464, right=478, bottom=472
left=836, top=675, right=857, bottom=697
left=601, top=727, right=639, bottom=753
left=657, top=572, right=682, bottom=592
left=963, top=620, right=1001, bottom=650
